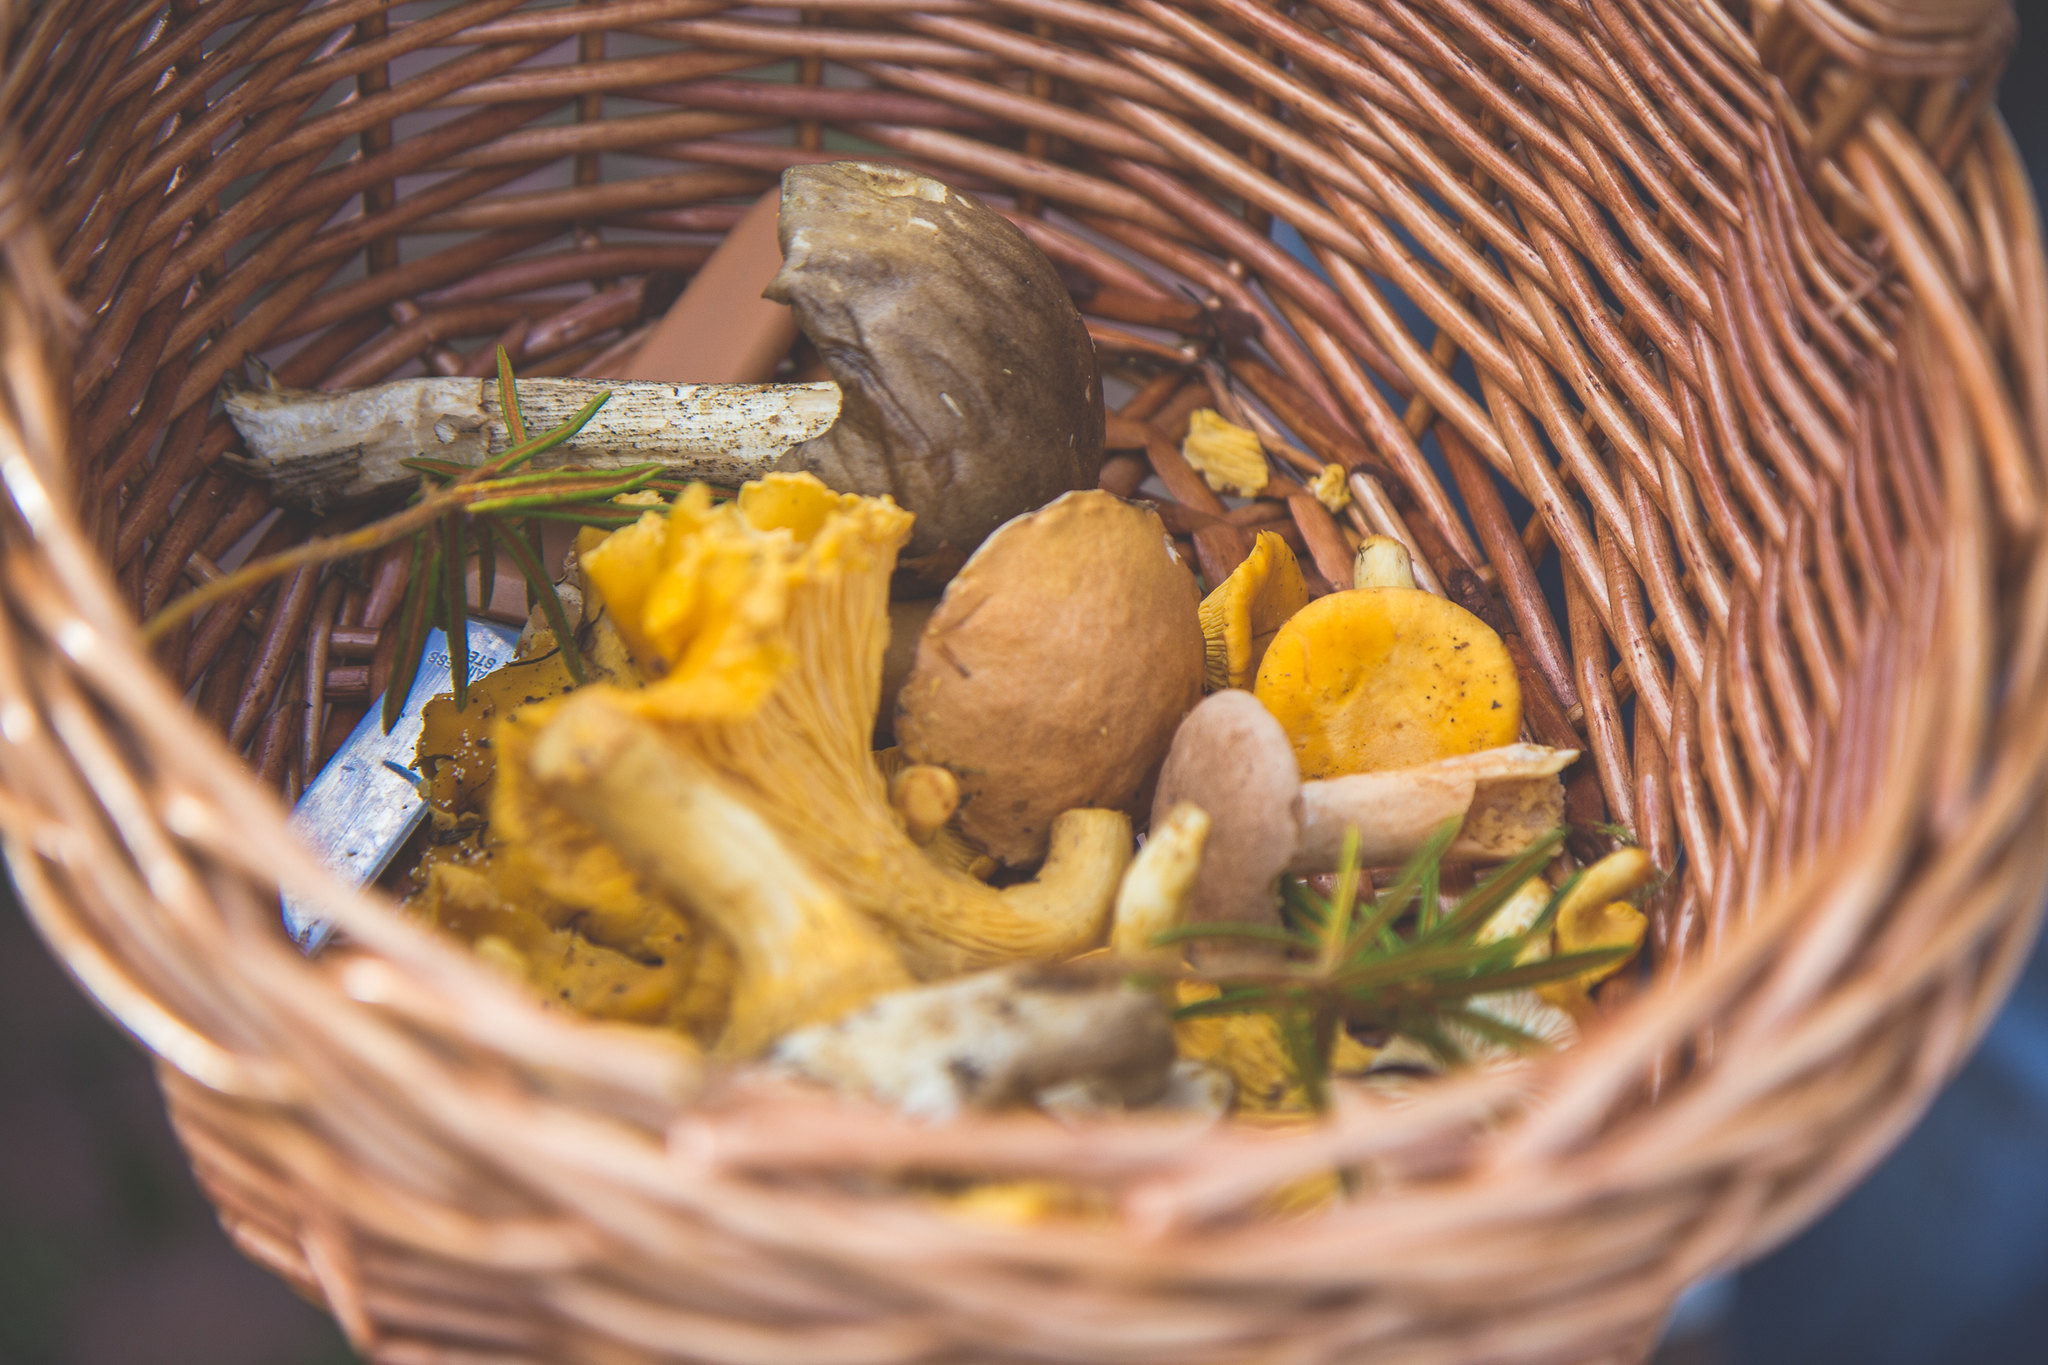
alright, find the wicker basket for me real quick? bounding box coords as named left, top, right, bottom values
left=1, top=0, right=2042, bottom=1358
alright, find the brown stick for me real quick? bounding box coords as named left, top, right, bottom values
left=1438, top=425, right=1580, bottom=710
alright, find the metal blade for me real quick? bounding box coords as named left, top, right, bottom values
left=283, top=619, right=522, bottom=952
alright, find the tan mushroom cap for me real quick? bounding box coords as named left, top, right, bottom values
left=896, top=490, right=1204, bottom=866
left=1150, top=689, right=1304, bottom=946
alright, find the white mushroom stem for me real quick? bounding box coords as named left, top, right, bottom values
left=223, top=375, right=842, bottom=507
left=1352, top=534, right=1415, bottom=590
left=1290, top=744, right=1578, bottom=873
left=769, top=964, right=1176, bottom=1121
left=1110, top=802, right=1211, bottom=960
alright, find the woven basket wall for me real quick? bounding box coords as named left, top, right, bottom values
left=0, top=0, right=2042, bottom=1360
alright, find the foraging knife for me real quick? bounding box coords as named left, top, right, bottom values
left=283, top=619, right=522, bottom=952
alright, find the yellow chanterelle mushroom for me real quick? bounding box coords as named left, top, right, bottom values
left=1253, top=535, right=1520, bottom=778
left=1197, top=530, right=1310, bottom=691
left=503, top=474, right=1136, bottom=1057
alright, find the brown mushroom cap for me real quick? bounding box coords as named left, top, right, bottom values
left=766, top=162, right=1104, bottom=578
left=1150, top=689, right=1305, bottom=944
left=896, top=490, right=1203, bottom=866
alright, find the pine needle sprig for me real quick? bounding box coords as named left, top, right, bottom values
left=1154, top=823, right=1627, bottom=1110
left=145, top=351, right=665, bottom=729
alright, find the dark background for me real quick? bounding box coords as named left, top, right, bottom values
left=5, top=12, right=2048, bottom=1365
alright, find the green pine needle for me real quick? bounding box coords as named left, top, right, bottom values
left=149, top=352, right=650, bottom=728
left=1159, top=822, right=1628, bottom=1111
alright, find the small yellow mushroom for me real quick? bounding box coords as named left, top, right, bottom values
left=1253, top=542, right=1521, bottom=778
left=1477, top=876, right=1555, bottom=960
left=889, top=763, right=961, bottom=845
left=1181, top=408, right=1269, bottom=498
left=1174, top=980, right=1376, bottom=1115
left=1545, top=847, right=1654, bottom=997
left=1197, top=531, right=1311, bottom=691
left=1557, top=846, right=1656, bottom=917
left=1554, top=899, right=1648, bottom=993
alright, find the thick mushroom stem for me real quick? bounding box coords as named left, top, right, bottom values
left=1290, top=744, right=1578, bottom=872
left=770, top=964, right=1176, bottom=1120
left=1352, top=534, right=1415, bottom=589
left=223, top=375, right=841, bottom=509
left=529, top=691, right=911, bottom=1058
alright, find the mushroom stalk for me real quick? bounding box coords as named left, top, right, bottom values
left=1110, top=802, right=1211, bottom=960
left=227, top=161, right=1102, bottom=574
left=224, top=375, right=840, bottom=509
left=1292, top=744, right=1577, bottom=871
left=770, top=964, right=1176, bottom=1120
left=528, top=690, right=911, bottom=1058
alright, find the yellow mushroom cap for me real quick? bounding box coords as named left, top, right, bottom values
left=1252, top=586, right=1521, bottom=778
left=579, top=475, right=911, bottom=719
left=1196, top=530, right=1311, bottom=691
left=1554, top=898, right=1648, bottom=992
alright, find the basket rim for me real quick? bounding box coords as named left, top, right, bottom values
left=2, top=1, right=2046, bottom=1356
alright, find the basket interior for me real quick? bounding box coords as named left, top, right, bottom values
left=2, top=0, right=2046, bottom=1359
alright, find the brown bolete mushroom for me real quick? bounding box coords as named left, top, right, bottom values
left=768, top=161, right=1104, bottom=579
left=895, top=489, right=1205, bottom=866
left=225, top=163, right=1102, bottom=583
